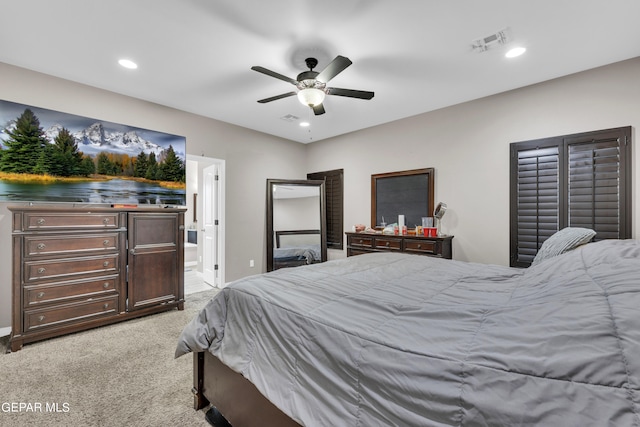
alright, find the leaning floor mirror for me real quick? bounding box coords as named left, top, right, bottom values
left=266, top=179, right=327, bottom=271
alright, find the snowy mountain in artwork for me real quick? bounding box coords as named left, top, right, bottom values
left=45, top=122, right=169, bottom=158
left=2, top=117, right=183, bottom=160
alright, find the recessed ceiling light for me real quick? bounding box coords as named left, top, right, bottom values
left=118, top=59, right=138, bottom=69
left=300, top=122, right=310, bottom=127
left=505, top=47, right=526, bottom=58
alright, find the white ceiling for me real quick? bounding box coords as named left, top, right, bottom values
left=1, top=1, right=639, bottom=144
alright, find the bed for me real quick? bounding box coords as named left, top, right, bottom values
left=273, top=229, right=322, bottom=269
left=176, top=238, right=640, bottom=426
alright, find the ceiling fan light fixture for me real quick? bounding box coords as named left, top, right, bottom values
left=297, top=88, right=325, bottom=107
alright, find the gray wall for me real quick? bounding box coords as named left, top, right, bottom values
left=1, top=57, right=639, bottom=332
left=308, top=57, right=640, bottom=265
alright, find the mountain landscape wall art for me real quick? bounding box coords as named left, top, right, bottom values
left=0, top=100, right=186, bottom=205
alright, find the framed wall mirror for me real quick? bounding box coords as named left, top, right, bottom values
left=266, top=179, right=327, bottom=271
left=371, top=168, right=435, bottom=229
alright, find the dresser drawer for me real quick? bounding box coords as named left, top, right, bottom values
left=24, top=296, right=118, bottom=332
left=404, top=239, right=438, bottom=255
left=24, top=254, right=119, bottom=283
left=24, top=276, right=118, bottom=307
left=22, top=212, right=120, bottom=231
left=348, top=235, right=374, bottom=248
left=374, top=237, right=402, bottom=251
left=24, top=233, right=120, bottom=258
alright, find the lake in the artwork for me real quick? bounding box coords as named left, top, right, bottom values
left=0, top=178, right=185, bottom=205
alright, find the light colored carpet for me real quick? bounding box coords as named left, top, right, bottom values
left=0, top=288, right=220, bottom=427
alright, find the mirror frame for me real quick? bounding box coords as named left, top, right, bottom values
left=371, top=168, right=435, bottom=230
left=266, top=179, right=327, bottom=272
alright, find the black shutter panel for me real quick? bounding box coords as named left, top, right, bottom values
left=566, top=129, right=630, bottom=240
left=323, top=172, right=340, bottom=248
left=308, top=169, right=344, bottom=249
left=511, top=145, right=560, bottom=267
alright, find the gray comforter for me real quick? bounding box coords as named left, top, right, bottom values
left=176, top=239, right=640, bottom=426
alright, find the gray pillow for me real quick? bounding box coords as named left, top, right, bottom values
left=532, top=227, right=596, bottom=265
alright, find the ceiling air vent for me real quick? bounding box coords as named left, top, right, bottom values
left=472, top=28, right=511, bottom=52
left=280, top=114, right=300, bottom=122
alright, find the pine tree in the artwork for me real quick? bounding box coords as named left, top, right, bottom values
left=0, top=108, right=48, bottom=173
left=134, top=151, right=148, bottom=178
left=80, top=156, right=96, bottom=176
left=96, top=151, right=117, bottom=175
left=159, top=145, right=185, bottom=182
left=145, top=152, right=158, bottom=180
left=52, top=127, right=84, bottom=176
left=33, top=143, right=56, bottom=175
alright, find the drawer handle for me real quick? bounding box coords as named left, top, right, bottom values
left=103, top=282, right=110, bottom=289
left=37, top=267, right=46, bottom=274
left=38, top=315, right=45, bottom=322
left=358, top=239, right=363, bottom=244
left=37, top=292, right=45, bottom=298
left=37, top=218, right=45, bottom=225
left=103, top=239, right=110, bottom=246
left=417, top=244, right=422, bottom=249
left=385, top=242, right=390, bottom=247
left=103, top=218, right=110, bottom=225
left=103, top=303, right=110, bottom=310
left=37, top=243, right=46, bottom=250
left=103, top=261, right=110, bottom=267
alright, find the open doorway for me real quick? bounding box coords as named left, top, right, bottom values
left=186, top=155, right=225, bottom=288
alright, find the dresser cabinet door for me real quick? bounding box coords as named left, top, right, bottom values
left=127, top=212, right=184, bottom=310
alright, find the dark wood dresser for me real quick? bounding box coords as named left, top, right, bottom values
left=8, top=206, right=186, bottom=352
left=346, top=232, right=453, bottom=259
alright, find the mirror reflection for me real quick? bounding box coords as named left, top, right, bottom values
left=267, top=179, right=327, bottom=271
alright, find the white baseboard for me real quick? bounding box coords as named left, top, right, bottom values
left=0, top=326, right=11, bottom=338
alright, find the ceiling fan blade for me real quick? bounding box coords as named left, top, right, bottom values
left=251, top=66, right=298, bottom=85
left=257, top=92, right=297, bottom=103
left=316, top=55, right=352, bottom=83
left=326, top=87, right=374, bottom=100
left=312, top=103, right=326, bottom=115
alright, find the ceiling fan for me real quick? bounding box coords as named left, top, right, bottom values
left=251, top=55, right=374, bottom=115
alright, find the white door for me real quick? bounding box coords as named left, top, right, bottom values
left=202, top=164, right=219, bottom=286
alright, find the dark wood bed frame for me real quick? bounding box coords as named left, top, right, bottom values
left=195, top=230, right=323, bottom=425
left=193, top=351, right=301, bottom=427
